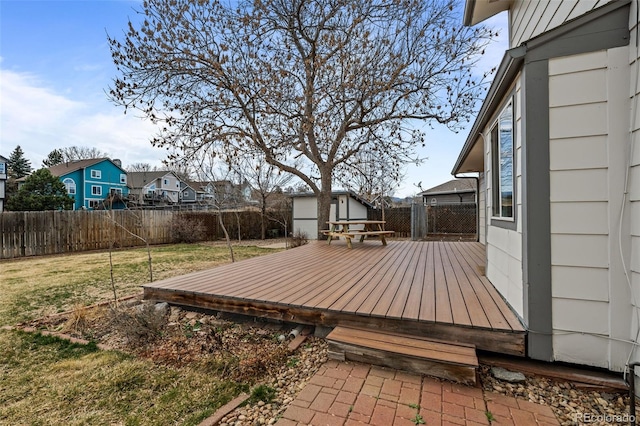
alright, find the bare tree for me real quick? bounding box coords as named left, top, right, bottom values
left=126, top=162, right=155, bottom=172
left=233, top=154, right=294, bottom=239
left=60, top=146, right=110, bottom=161
left=189, top=153, right=236, bottom=262
left=108, top=0, right=495, bottom=238
left=336, top=144, right=419, bottom=205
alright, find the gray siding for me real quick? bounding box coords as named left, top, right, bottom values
left=510, top=0, right=613, bottom=48
left=484, top=74, right=524, bottom=317
left=478, top=175, right=486, bottom=245
left=548, top=47, right=634, bottom=370
left=423, top=193, right=475, bottom=205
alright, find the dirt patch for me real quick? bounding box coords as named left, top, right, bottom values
left=25, top=297, right=321, bottom=384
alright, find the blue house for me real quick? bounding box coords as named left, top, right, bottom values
left=0, top=155, right=7, bottom=212
left=47, top=158, right=129, bottom=210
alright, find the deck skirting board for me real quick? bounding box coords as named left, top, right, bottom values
left=143, top=287, right=526, bottom=356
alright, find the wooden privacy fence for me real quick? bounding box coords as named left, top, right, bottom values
left=0, top=209, right=291, bottom=259
left=0, top=210, right=174, bottom=259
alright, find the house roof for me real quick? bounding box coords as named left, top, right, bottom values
left=418, top=179, right=476, bottom=196
left=47, top=158, right=114, bottom=177
left=290, top=190, right=374, bottom=208
left=451, top=46, right=524, bottom=175
left=0, top=155, right=8, bottom=162
left=127, top=171, right=177, bottom=189
left=51, top=158, right=104, bottom=175
left=463, top=0, right=511, bottom=26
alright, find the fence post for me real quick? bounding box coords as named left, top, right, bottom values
left=410, top=202, right=426, bottom=241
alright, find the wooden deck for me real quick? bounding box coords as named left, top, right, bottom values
left=143, top=241, right=526, bottom=355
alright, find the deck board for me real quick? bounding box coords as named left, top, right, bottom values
left=144, top=240, right=526, bottom=355
left=400, top=240, right=429, bottom=320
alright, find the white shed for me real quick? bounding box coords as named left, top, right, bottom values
left=291, top=191, right=372, bottom=239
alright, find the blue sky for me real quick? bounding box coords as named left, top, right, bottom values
left=0, top=0, right=507, bottom=197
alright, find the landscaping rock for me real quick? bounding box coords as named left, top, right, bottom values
left=154, top=302, right=169, bottom=315
left=491, top=366, right=526, bottom=383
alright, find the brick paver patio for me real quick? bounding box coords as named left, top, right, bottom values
left=276, top=360, right=560, bottom=426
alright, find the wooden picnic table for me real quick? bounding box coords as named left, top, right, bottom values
left=322, top=220, right=394, bottom=249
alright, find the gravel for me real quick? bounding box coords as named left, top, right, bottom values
left=479, top=365, right=636, bottom=426
left=218, top=342, right=637, bottom=426
left=218, top=337, right=328, bottom=426
left=27, top=302, right=637, bottom=426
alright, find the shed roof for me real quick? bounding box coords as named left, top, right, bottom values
left=418, top=179, right=476, bottom=196
left=290, top=190, right=373, bottom=208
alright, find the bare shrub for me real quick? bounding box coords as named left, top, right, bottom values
left=108, top=302, right=167, bottom=347
left=170, top=215, right=206, bottom=243
left=61, top=303, right=89, bottom=335
left=289, top=230, right=308, bottom=248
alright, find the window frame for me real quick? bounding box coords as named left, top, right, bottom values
left=91, top=185, right=102, bottom=196
left=490, top=99, right=515, bottom=223
left=90, top=169, right=101, bottom=179
left=120, top=174, right=127, bottom=184
left=63, top=178, right=76, bottom=195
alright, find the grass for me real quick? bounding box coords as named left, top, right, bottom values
left=0, top=241, right=280, bottom=424
left=0, top=243, right=277, bottom=326
left=0, top=330, right=247, bottom=425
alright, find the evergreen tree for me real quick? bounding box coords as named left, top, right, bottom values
left=7, top=145, right=32, bottom=179
left=43, top=149, right=64, bottom=167
left=6, top=168, right=74, bottom=211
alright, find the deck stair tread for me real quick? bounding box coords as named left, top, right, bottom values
left=326, top=326, right=478, bottom=384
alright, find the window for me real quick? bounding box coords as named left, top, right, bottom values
left=120, top=174, right=127, bottom=184
left=89, top=200, right=101, bottom=209
left=90, top=169, right=101, bottom=179
left=164, top=179, right=169, bottom=185
left=110, top=188, right=122, bottom=195
left=91, top=185, right=102, bottom=196
left=63, top=178, right=76, bottom=195
left=0, top=163, right=5, bottom=174
left=491, top=101, right=514, bottom=219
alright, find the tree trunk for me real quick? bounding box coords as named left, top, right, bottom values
left=316, top=171, right=333, bottom=240
left=217, top=210, right=235, bottom=262
left=260, top=196, right=266, bottom=240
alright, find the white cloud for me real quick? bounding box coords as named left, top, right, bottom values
left=0, top=68, right=166, bottom=168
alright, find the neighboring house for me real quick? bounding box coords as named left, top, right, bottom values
left=179, top=181, right=197, bottom=203
left=128, top=171, right=181, bottom=205
left=190, top=180, right=252, bottom=206
left=45, top=158, right=129, bottom=210
left=0, top=155, right=7, bottom=212
left=418, top=179, right=476, bottom=206
left=292, top=191, right=372, bottom=238
left=455, top=0, right=639, bottom=387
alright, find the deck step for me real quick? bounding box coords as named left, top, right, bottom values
left=326, top=326, right=478, bottom=385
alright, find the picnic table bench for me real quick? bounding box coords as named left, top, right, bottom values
left=322, top=220, right=394, bottom=249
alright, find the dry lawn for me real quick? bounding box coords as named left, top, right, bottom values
left=0, top=242, right=282, bottom=425
left=0, top=243, right=277, bottom=326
